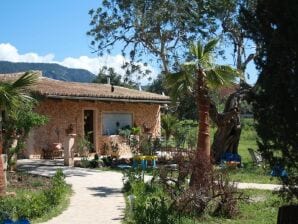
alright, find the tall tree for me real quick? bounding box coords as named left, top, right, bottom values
left=88, top=0, right=256, bottom=161
left=0, top=72, right=38, bottom=195
left=210, top=0, right=257, bottom=162
left=87, top=0, right=232, bottom=74
left=241, top=0, right=298, bottom=199
left=166, top=39, right=239, bottom=161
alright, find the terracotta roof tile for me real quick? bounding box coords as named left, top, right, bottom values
left=0, top=72, right=170, bottom=103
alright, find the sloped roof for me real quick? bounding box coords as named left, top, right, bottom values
left=0, top=72, right=171, bottom=104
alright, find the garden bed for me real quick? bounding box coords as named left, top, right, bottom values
left=122, top=171, right=283, bottom=224
left=0, top=170, right=72, bottom=223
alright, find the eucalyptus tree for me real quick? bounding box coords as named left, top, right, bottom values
left=88, top=0, right=232, bottom=74
left=0, top=72, right=38, bottom=195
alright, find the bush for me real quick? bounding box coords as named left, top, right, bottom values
left=127, top=179, right=174, bottom=224
left=102, top=156, right=113, bottom=167
left=123, top=169, right=174, bottom=224
left=133, top=195, right=174, bottom=224
left=0, top=169, right=70, bottom=222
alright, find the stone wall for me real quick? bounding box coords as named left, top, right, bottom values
left=25, top=98, right=161, bottom=158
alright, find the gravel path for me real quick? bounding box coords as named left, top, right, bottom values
left=17, top=159, right=125, bottom=224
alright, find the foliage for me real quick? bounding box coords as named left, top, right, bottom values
left=93, top=66, right=137, bottom=89
left=0, top=72, right=39, bottom=194
left=119, top=126, right=141, bottom=143
left=102, top=156, right=113, bottom=167
left=119, top=128, right=132, bottom=141
left=161, top=114, right=178, bottom=142
left=0, top=169, right=71, bottom=222
left=88, top=0, right=235, bottom=74
left=80, top=157, right=90, bottom=168
left=76, top=135, right=93, bottom=156
left=131, top=127, right=141, bottom=135
left=146, top=74, right=167, bottom=95
left=241, top=0, right=298, bottom=199
left=123, top=160, right=246, bottom=223
left=88, top=154, right=103, bottom=168
left=123, top=169, right=174, bottom=224
left=0, top=72, right=38, bottom=110
left=147, top=74, right=198, bottom=120
left=166, top=39, right=240, bottom=163
left=139, top=135, right=154, bottom=156
left=172, top=120, right=198, bottom=149
left=3, top=101, right=48, bottom=164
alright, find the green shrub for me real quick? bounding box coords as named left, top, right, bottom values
left=133, top=195, right=174, bottom=224
left=124, top=170, right=174, bottom=224
left=80, top=157, right=90, bottom=168
left=0, top=169, right=70, bottom=222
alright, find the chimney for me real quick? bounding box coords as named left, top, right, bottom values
left=106, top=75, right=111, bottom=85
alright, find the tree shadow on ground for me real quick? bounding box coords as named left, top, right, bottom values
left=87, top=186, right=122, bottom=197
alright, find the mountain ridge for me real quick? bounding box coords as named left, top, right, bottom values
left=0, top=61, right=96, bottom=83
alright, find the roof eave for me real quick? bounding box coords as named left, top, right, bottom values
left=45, top=95, right=171, bottom=104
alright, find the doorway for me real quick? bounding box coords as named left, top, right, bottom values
left=84, top=110, right=95, bottom=152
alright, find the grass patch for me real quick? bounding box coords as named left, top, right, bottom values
left=32, top=187, right=72, bottom=223
left=175, top=190, right=282, bottom=224
left=0, top=170, right=72, bottom=223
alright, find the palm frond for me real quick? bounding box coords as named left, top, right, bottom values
left=0, top=72, right=38, bottom=110
left=11, top=72, right=39, bottom=90
left=189, top=40, right=218, bottom=70
left=206, top=65, right=240, bottom=89
left=203, top=39, right=219, bottom=56
left=165, top=65, right=195, bottom=101
left=190, top=42, right=203, bottom=59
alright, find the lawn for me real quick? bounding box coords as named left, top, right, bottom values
left=161, top=118, right=280, bottom=184
left=227, top=119, right=281, bottom=184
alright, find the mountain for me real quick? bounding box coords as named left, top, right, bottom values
left=0, top=61, right=96, bottom=82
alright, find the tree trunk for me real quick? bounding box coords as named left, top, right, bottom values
left=196, top=69, right=210, bottom=159
left=210, top=88, right=250, bottom=163
left=0, top=139, right=5, bottom=195
left=277, top=205, right=298, bottom=224
left=190, top=69, right=211, bottom=187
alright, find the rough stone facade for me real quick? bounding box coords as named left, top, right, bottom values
left=25, top=98, right=161, bottom=158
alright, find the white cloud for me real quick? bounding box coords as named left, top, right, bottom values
left=0, top=43, right=157, bottom=84
left=0, top=43, right=55, bottom=63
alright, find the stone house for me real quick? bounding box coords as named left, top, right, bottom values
left=0, top=72, right=170, bottom=159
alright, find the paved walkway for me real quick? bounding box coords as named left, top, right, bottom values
left=17, top=159, right=125, bottom=224
left=17, top=159, right=283, bottom=224
left=235, top=182, right=282, bottom=190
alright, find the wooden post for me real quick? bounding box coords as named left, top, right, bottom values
left=64, top=134, right=76, bottom=167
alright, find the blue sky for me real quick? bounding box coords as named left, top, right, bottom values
left=0, top=0, right=258, bottom=84
left=0, top=0, right=98, bottom=59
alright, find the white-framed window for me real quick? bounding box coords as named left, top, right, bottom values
left=102, top=112, right=133, bottom=135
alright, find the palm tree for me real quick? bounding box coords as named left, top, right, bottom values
left=0, top=72, right=38, bottom=195
left=166, top=39, right=240, bottom=161
left=161, top=114, right=178, bottom=150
